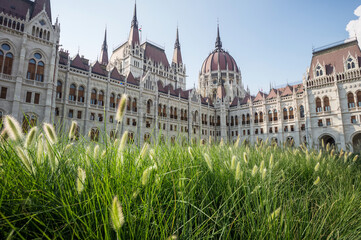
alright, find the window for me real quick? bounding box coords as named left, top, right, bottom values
left=22, top=114, right=37, bottom=133
left=90, top=113, right=95, bottom=121
left=146, top=121, right=150, bottom=128
left=318, top=119, right=323, bottom=127
left=269, top=127, right=273, bottom=133
left=34, top=93, right=40, bottom=104
left=110, top=115, right=114, bottom=123
left=357, top=91, right=361, bottom=107
left=259, top=112, right=263, bottom=123
left=0, top=87, right=7, bottom=99
left=78, top=86, right=85, bottom=102
left=255, top=129, right=259, bottom=135
left=289, top=107, right=294, bottom=119
left=91, top=89, right=97, bottom=105
left=110, top=93, right=115, bottom=108
left=326, top=118, right=331, bottom=126
left=69, top=84, right=76, bottom=101
left=56, top=81, right=62, bottom=99
left=98, top=114, right=103, bottom=122
left=284, top=126, right=288, bottom=132
left=300, top=105, right=305, bottom=118
left=301, top=124, right=305, bottom=131
left=268, top=110, right=272, bottom=122
left=132, top=119, right=136, bottom=126
left=275, top=127, right=278, bottom=133
left=90, top=128, right=99, bottom=142
left=316, top=97, right=322, bottom=112
left=26, top=53, right=44, bottom=82
left=283, top=108, right=288, bottom=120
left=348, top=93, right=355, bottom=108
left=55, top=108, right=59, bottom=116
left=77, top=111, right=82, bottom=119
left=0, top=43, right=13, bottom=75
left=290, top=125, right=294, bottom=132
left=98, top=91, right=104, bottom=107
left=242, top=114, right=246, bottom=125
left=323, top=97, right=330, bottom=112
left=127, top=97, right=131, bottom=111
left=26, top=92, right=32, bottom=103
left=273, top=110, right=278, bottom=121
left=132, top=98, right=137, bottom=112
left=127, top=118, right=130, bottom=125
left=347, top=57, right=356, bottom=70
left=351, top=116, right=357, bottom=124
left=260, top=128, right=264, bottom=134
left=68, top=109, right=73, bottom=118
left=254, top=113, right=258, bottom=124
left=316, top=65, right=323, bottom=77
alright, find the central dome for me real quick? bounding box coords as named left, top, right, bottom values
left=201, top=49, right=239, bottom=74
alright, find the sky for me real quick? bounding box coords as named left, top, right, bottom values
left=51, top=0, right=361, bottom=94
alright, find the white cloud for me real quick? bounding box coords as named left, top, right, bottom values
left=346, top=5, right=361, bottom=46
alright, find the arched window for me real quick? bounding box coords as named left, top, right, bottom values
left=283, top=108, right=288, bottom=120
left=90, top=128, right=99, bottom=142
left=347, top=58, right=356, bottom=70
left=231, top=116, right=234, bottom=126
left=0, top=43, right=13, bottom=75
left=174, top=107, right=178, bottom=119
left=217, top=115, right=220, bottom=126
left=235, top=116, right=238, bottom=126
left=273, top=109, right=278, bottom=121
left=98, top=91, right=104, bottom=107
left=259, top=112, right=263, bottom=123
left=323, top=96, right=330, bottom=111
left=90, top=89, right=97, bottom=105
left=56, top=81, right=62, bottom=99
left=289, top=107, right=294, bottom=119
left=116, top=94, right=121, bottom=108
left=194, top=111, right=198, bottom=123
left=147, top=100, right=152, bottom=114
left=170, top=106, right=174, bottom=118
left=242, top=114, right=246, bottom=125
left=316, top=65, right=323, bottom=77
left=127, top=97, right=131, bottom=111
left=254, top=112, right=258, bottom=124
left=158, top=104, right=162, bottom=116
left=348, top=93, right=355, bottom=109
left=110, top=93, right=115, bottom=108
left=300, top=105, right=305, bottom=118
left=27, top=53, right=44, bottom=82
left=78, top=86, right=85, bottom=102
left=246, top=114, right=250, bottom=124
left=144, top=133, right=151, bottom=143
left=184, top=110, right=187, bottom=121
left=268, top=110, right=272, bottom=122
left=163, top=105, right=166, bottom=117
left=132, top=98, right=137, bottom=112
left=69, top=84, right=76, bottom=101
left=357, top=91, right=361, bottom=107
left=316, top=97, right=322, bottom=112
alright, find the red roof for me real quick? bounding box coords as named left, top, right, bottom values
left=201, top=49, right=239, bottom=74
left=254, top=91, right=268, bottom=102
left=91, top=61, right=107, bottom=76
left=309, top=40, right=361, bottom=80
left=142, top=42, right=170, bottom=68
left=240, top=95, right=253, bottom=105
left=70, top=54, right=89, bottom=71
left=267, top=88, right=278, bottom=99
left=59, top=50, right=69, bottom=65
left=110, top=68, right=124, bottom=81
left=280, top=85, right=293, bottom=97
left=0, top=0, right=52, bottom=22
left=126, top=72, right=139, bottom=85
left=230, top=97, right=239, bottom=107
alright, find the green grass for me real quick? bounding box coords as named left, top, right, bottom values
left=1, top=124, right=361, bottom=239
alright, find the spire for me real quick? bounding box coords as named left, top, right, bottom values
left=128, top=2, right=140, bottom=46
left=215, top=23, right=222, bottom=50
left=99, top=28, right=109, bottom=65
left=32, top=0, right=52, bottom=23
left=172, top=27, right=183, bottom=65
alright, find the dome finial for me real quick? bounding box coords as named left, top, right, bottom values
left=215, top=20, right=222, bottom=50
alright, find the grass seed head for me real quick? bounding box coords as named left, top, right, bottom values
left=16, top=146, right=35, bottom=175
left=203, top=153, right=213, bottom=172
left=24, top=126, right=38, bottom=148
left=269, top=154, right=274, bottom=169
left=353, top=155, right=358, bottom=162
left=234, top=136, right=240, bottom=148
left=116, top=94, right=127, bottom=122
left=314, top=162, right=320, bottom=172
left=36, top=134, right=44, bottom=164
left=43, top=123, right=57, bottom=144
left=314, top=176, right=320, bottom=186
left=68, top=120, right=78, bottom=140
left=231, top=155, right=236, bottom=170
left=243, top=152, right=248, bottom=164
left=76, top=167, right=86, bottom=194
left=110, top=196, right=125, bottom=231
left=252, top=165, right=258, bottom=177
left=93, top=145, right=99, bottom=158
left=219, top=138, right=224, bottom=147
left=262, top=168, right=267, bottom=180
left=268, top=207, right=281, bottom=222
left=118, top=131, right=128, bottom=152
left=259, top=160, right=265, bottom=173
left=142, top=165, right=155, bottom=185
left=4, top=115, right=23, bottom=141
left=235, top=162, right=242, bottom=181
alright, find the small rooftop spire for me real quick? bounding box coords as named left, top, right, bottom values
left=172, top=27, right=183, bottom=65
left=215, top=23, right=222, bottom=50
left=128, top=2, right=140, bottom=46
left=132, top=2, right=138, bottom=27
left=174, top=27, right=180, bottom=49
left=99, top=28, right=109, bottom=65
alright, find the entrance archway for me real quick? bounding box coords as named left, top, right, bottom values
left=319, top=134, right=335, bottom=148
left=352, top=133, right=361, bottom=153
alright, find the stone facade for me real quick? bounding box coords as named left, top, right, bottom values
left=1, top=1, right=361, bottom=152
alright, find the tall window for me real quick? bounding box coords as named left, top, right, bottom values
left=159, top=104, right=162, bottom=116
left=273, top=110, right=278, bottom=121
left=254, top=112, right=258, bottom=124
left=27, top=53, right=44, bottom=82
left=323, top=96, right=330, bottom=111
left=132, top=98, right=137, bottom=112
left=56, top=81, right=62, bottom=99
left=90, top=89, right=97, bottom=105
left=69, top=84, right=76, bottom=101
left=127, top=97, right=131, bottom=111
left=300, top=105, right=305, bottom=118
left=348, top=93, right=355, bottom=109
left=110, top=93, right=115, bottom=108
left=347, top=58, right=356, bottom=70
left=147, top=100, right=151, bottom=114
left=0, top=43, right=13, bottom=75
left=357, top=91, right=361, bottom=107
left=259, top=112, right=263, bottom=123
left=78, top=86, right=85, bottom=102
left=242, top=114, right=246, bottom=125
left=246, top=114, right=250, bottom=124
left=98, top=91, right=104, bottom=107
left=268, top=110, right=272, bottom=122
left=289, top=107, right=294, bottom=119
left=283, top=108, right=288, bottom=120
left=316, top=65, right=323, bottom=77
left=163, top=105, right=166, bottom=117
left=316, top=97, right=322, bottom=112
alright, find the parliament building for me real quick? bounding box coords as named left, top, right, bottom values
left=1, top=0, right=361, bottom=151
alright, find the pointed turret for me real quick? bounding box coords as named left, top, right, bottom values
left=172, top=27, right=183, bottom=65
left=215, top=24, right=222, bottom=50
left=32, top=0, right=52, bottom=23
left=128, top=3, right=140, bottom=46
left=99, top=28, right=109, bottom=65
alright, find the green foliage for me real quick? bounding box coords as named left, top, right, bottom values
left=1, top=130, right=361, bottom=239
